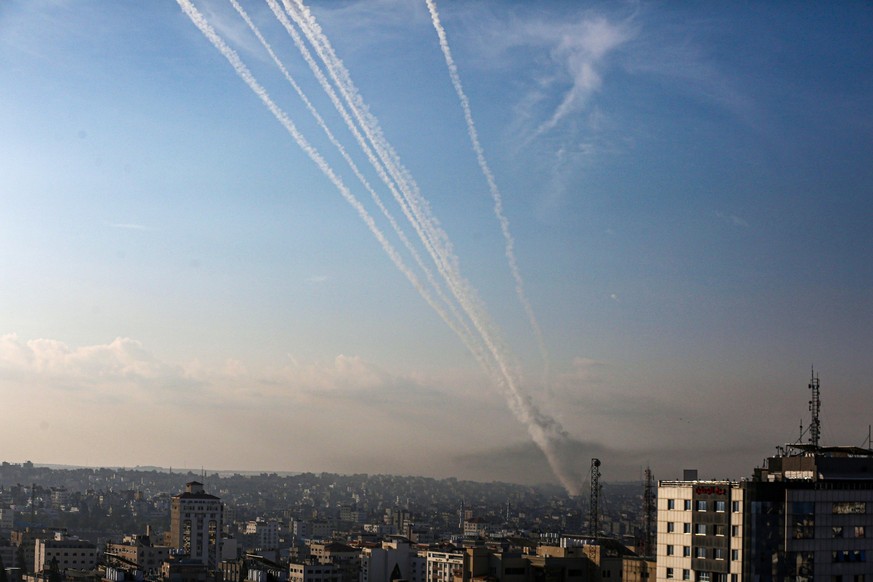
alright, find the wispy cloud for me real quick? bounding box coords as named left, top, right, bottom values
left=532, top=17, right=636, bottom=137
left=443, top=6, right=636, bottom=217
left=309, top=0, right=426, bottom=42
left=306, top=275, right=329, bottom=284
left=462, top=9, right=636, bottom=144
left=716, top=211, right=749, bottom=228
left=108, top=222, right=149, bottom=231
left=620, top=12, right=762, bottom=131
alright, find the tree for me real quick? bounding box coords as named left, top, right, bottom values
left=48, top=557, right=62, bottom=582
left=15, top=544, right=28, bottom=575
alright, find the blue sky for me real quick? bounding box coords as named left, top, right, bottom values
left=1, top=1, right=871, bottom=488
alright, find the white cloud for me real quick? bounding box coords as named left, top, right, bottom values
left=0, top=333, right=171, bottom=381
left=108, top=222, right=149, bottom=231
left=716, top=211, right=750, bottom=228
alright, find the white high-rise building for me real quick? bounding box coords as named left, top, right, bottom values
left=657, top=478, right=744, bottom=582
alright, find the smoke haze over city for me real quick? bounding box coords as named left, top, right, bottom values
left=1, top=1, right=872, bottom=487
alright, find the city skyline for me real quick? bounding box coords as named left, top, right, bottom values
left=1, top=1, right=872, bottom=488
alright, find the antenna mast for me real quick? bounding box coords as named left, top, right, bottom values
left=642, top=466, right=655, bottom=556
left=589, top=458, right=601, bottom=537
left=808, top=367, right=821, bottom=449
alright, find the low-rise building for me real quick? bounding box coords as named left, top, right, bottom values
left=34, top=534, right=97, bottom=575
left=105, top=532, right=172, bottom=576
left=289, top=562, right=341, bottom=582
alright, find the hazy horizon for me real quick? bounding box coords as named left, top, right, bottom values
left=2, top=1, right=871, bottom=490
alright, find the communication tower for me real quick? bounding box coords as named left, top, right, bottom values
left=642, top=466, right=655, bottom=556
left=808, top=367, right=821, bottom=449
left=589, top=458, right=601, bottom=537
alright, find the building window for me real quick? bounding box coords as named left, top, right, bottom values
left=832, top=550, right=866, bottom=563
left=667, top=545, right=674, bottom=556
left=667, top=522, right=675, bottom=533
left=715, top=500, right=726, bottom=512
left=682, top=570, right=690, bottom=581
left=731, top=501, right=740, bottom=512
left=792, top=501, right=815, bottom=539
left=683, top=523, right=691, bottom=534
left=731, top=525, right=739, bottom=537
left=684, top=500, right=692, bottom=511
left=714, top=524, right=726, bottom=536
left=695, top=524, right=706, bottom=535
left=695, top=547, right=706, bottom=559
left=668, top=499, right=675, bottom=510
left=855, top=526, right=866, bottom=538
left=683, top=546, right=691, bottom=557
left=714, top=548, right=724, bottom=560
left=696, top=500, right=707, bottom=511
left=666, top=568, right=674, bottom=579
left=833, top=502, right=866, bottom=515
left=731, top=549, right=739, bottom=561
left=834, top=526, right=844, bottom=538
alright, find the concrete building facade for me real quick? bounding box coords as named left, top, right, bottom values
left=744, top=447, right=873, bottom=581
left=657, top=480, right=744, bottom=582
left=657, top=447, right=873, bottom=582
left=34, top=535, right=97, bottom=575
left=169, top=481, right=224, bottom=569
left=105, top=532, right=171, bottom=576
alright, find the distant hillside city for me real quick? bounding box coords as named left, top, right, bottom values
left=1, top=375, right=871, bottom=582
left=0, top=462, right=649, bottom=582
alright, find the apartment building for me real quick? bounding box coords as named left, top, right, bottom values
left=169, top=481, right=224, bottom=568
left=34, top=534, right=97, bottom=575
left=657, top=478, right=743, bottom=582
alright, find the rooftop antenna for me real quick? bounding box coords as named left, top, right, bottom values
left=808, top=366, right=821, bottom=449
left=589, top=458, right=601, bottom=537
left=642, top=466, right=654, bottom=556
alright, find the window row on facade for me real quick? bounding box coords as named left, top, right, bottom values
left=665, top=568, right=736, bottom=582
left=666, top=499, right=740, bottom=512
left=665, top=545, right=738, bottom=561
left=665, top=522, right=739, bottom=536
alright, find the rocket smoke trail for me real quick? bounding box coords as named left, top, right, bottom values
left=228, top=0, right=479, bottom=353
left=174, top=0, right=488, bottom=370
left=266, top=0, right=462, bottom=314
left=425, top=0, right=551, bottom=383
left=276, top=0, right=456, bottom=285
left=178, top=0, right=582, bottom=494
left=284, top=0, right=580, bottom=494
